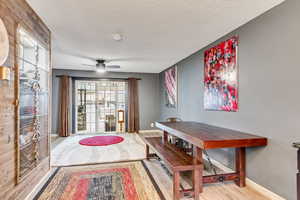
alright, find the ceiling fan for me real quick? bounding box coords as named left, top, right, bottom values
left=83, top=59, right=121, bottom=72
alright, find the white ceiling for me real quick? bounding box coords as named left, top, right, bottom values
left=27, top=0, right=284, bottom=73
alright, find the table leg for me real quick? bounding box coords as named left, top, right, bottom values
left=173, top=171, right=180, bottom=200
left=146, top=144, right=150, bottom=160
left=163, top=131, right=168, bottom=144
left=193, top=146, right=203, bottom=193
left=193, top=168, right=200, bottom=200
left=297, top=170, right=300, bottom=200
left=235, top=147, right=246, bottom=187
left=297, top=149, right=300, bottom=200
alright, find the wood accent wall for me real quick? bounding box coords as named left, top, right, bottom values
left=0, top=0, right=51, bottom=199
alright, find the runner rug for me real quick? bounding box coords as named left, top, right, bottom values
left=35, top=161, right=162, bottom=200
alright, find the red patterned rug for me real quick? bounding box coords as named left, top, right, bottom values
left=79, top=136, right=124, bottom=146
left=35, top=161, right=163, bottom=200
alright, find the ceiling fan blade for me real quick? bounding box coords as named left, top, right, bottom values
left=106, top=65, right=121, bottom=69
left=82, top=64, right=96, bottom=67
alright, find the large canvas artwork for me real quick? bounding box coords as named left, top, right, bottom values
left=204, top=36, right=238, bottom=112
left=164, top=66, right=177, bottom=108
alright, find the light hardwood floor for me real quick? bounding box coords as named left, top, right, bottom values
left=50, top=132, right=274, bottom=200
left=144, top=159, right=272, bottom=200
left=140, top=132, right=273, bottom=200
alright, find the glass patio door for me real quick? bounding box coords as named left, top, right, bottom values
left=75, top=80, right=127, bottom=133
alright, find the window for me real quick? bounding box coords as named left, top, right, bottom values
left=76, top=80, right=127, bottom=133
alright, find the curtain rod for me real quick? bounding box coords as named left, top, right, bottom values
left=55, top=75, right=141, bottom=81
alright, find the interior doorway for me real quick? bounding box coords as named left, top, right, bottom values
left=75, top=79, right=127, bottom=133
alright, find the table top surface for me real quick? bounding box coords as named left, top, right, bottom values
left=156, top=121, right=267, bottom=149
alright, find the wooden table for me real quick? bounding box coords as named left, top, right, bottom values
left=155, top=121, right=268, bottom=191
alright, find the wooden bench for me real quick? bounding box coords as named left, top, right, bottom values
left=145, top=137, right=203, bottom=200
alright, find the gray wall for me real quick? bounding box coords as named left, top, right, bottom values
left=159, top=0, right=299, bottom=199
left=52, top=69, right=160, bottom=134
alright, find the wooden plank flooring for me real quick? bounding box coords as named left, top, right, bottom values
left=144, top=159, right=272, bottom=200
left=49, top=132, right=275, bottom=200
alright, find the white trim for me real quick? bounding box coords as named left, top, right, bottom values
left=246, top=178, right=286, bottom=200
left=24, top=168, right=56, bottom=200
left=138, top=129, right=163, bottom=134
left=205, top=156, right=286, bottom=200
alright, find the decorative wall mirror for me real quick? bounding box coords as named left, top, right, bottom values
left=0, top=17, right=10, bottom=80
left=16, top=26, right=50, bottom=182
left=0, top=17, right=9, bottom=66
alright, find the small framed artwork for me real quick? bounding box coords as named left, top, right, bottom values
left=204, top=36, right=239, bottom=112
left=164, top=65, right=177, bottom=108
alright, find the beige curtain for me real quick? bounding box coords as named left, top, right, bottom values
left=128, top=78, right=140, bottom=133
left=58, top=75, right=70, bottom=137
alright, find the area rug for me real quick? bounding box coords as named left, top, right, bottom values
left=35, top=161, right=163, bottom=200
left=51, top=134, right=146, bottom=166
left=79, top=136, right=124, bottom=146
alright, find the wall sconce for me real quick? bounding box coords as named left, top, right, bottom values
left=0, top=66, right=10, bottom=80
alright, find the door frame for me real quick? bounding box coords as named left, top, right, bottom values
left=74, top=78, right=128, bottom=134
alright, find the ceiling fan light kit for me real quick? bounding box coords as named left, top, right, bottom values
left=84, top=59, right=121, bottom=72
left=96, top=67, right=106, bottom=73
left=96, top=59, right=106, bottom=73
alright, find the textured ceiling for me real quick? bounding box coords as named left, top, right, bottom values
left=27, top=0, right=284, bottom=73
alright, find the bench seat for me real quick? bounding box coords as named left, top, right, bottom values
left=145, top=137, right=202, bottom=171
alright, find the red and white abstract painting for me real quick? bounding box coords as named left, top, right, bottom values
left=204, top=36, right=238, bottom=112
left=164, top=66, right=177, bottom=107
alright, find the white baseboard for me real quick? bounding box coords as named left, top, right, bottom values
left=25, top=168, right=57, bottom=200
left=206, top=156, right=286, bottom=200
left=139, top=129, right=163, bottom=134
left=246, top=178, right=286, bottom=200
left=50, top=133, right=58, bottom=137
